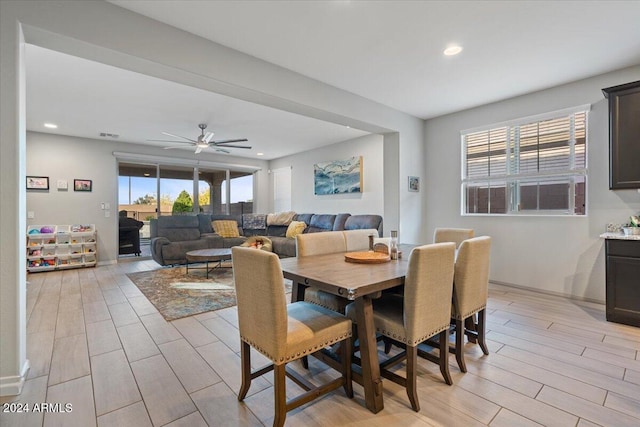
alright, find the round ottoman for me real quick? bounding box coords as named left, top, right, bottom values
left=240, top=236, right=273, bottom=252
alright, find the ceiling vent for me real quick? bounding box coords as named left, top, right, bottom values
left=99, top=132, right=119, bottom=138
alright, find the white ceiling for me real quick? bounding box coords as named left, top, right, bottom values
left=27, top=1, right=640, bottom=160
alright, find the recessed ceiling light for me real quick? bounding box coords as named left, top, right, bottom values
left=444, top=45, right=463, bottom=56
left=257, top=152, right=264, bottom=156
left=44, top=123, right=58, bottom=129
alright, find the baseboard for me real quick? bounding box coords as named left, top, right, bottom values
left=489, top=280, right=605, bottom=305
left=0, top=359, right=30, bottom=397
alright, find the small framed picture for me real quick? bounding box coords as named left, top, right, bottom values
left=74, top=179, right=92, bottom=192
left=408, top=176, right=420, bottom=192
left=26, top=176, right=49, bottom=190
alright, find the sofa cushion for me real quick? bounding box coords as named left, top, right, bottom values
left=220, top=236, right=247, bottom=248
left=267, top=225, right=288, bottom=237
left=197, top=214, right=214, bottom=234
left=163, top=228, right=201, bottom=242
left=344, top=214, right=383, bottom=236
left=213, top=220, right=241, bottom=238
left=332, top=213, right=351, bottom=231
left=161, top=239, right=209, bottom=262
left=270, top=236, right=297, bottom=257
left=286, top=221, right=307, bottom=239
left=294, top=213, right=313, bottom=225
left=306, top=214, right=336, bottom=233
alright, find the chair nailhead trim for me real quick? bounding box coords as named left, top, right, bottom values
left=241, top=332, right=352, bottom=365
left=378, top=324, right=449, bottom=346
left=454, top=304, right=486, bottom=320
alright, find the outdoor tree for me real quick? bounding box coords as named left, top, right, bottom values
left=198, top=188, right=210, bottom=208
left=160, top=194, right=173, bottom=206
left=172, top=190, right=193, bottom=213
left=134, top=194, right=156, bottom=205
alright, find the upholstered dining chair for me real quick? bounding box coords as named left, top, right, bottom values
left=434, top=227, right=475, bottom=249
left=346, top=242, right=456, bottom=412
left=232, top=247, right=353, bottom=427
left=343, top=228, right=380, bottom=252
left=297, top=231, right=348, bottom=313
left=298, top=229, right=379, bottom=312
left=450, top=236, right=491, bottom=373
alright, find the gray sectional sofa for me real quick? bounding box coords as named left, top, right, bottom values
left=150, top=212, right=383, bottom=265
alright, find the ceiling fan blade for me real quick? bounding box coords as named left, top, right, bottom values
left=195, top=146, right=203, bottom=154
left=214, top=147, right=231, bottom=154
left=213, top=144, right=252, bottom=149
left=148, top=139, right=195, bottom=144
left=203, top=132, right=215, bottom=143
left=161, top=132, right=198, bottom=143
left=163, top=146, right=184, bottom=150
left=212, top=138, right=248, bottom=144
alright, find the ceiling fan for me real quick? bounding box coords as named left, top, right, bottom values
left=148, top=123, right=251, bottom=154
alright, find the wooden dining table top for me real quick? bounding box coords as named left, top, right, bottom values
left=279, top=244, right=415, bottom=299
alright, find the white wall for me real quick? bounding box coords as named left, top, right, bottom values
left=268, top=134, right=385, bottom=218
left=26, top=132, right=269, bottom=264
left=424, top=66, right=640, bottom=302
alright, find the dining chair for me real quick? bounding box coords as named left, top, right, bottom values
left=232, top=246, right=353, bottom=427
left=343, top=228, right=380, bottom=252
left=449, top=236, right=491, bottom=373
left=296, top=231, right=348, bottom=313
left=346, top=242, right=456, bottom=412
left=434, top=227, right=475, bottom=248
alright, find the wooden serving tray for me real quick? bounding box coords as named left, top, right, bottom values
left=344, top=251, right=390, bottom=264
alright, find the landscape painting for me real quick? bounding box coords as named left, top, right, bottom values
left=314, top=156, right=362, bottom=195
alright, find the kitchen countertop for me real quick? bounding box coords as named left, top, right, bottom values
left=600, top=232, right=640, bottom=241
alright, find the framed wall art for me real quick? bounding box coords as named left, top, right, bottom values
left=74, top=179, right=92, bottom=192
left=26, top=176, right=49, bottom=190
left=408, top=176, right=420, bottom=192
left=314, top=156, right=362, bottom=195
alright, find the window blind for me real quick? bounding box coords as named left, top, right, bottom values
left=461, top=108, right=588, bottom=216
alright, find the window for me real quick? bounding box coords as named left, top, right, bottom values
left=462, top=106, right=588, bottom=215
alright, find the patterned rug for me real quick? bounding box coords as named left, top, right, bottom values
left=127, top=264, right=292, bottom=321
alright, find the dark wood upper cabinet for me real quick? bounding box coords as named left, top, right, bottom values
left=602, top=80, right=640, bottom=189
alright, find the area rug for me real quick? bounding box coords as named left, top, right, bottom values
left=127, top=265, right=291, bottom=321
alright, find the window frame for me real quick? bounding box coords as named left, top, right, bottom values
left=460, top=105, right=590, bottom=217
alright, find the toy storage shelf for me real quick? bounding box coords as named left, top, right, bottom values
left=27, top=224, right=97, bottom=272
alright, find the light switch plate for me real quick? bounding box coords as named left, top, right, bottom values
left=27, top=211, right=35, bottom=219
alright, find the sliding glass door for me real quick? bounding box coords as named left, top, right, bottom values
left=118, top=163, right=254, bottom=218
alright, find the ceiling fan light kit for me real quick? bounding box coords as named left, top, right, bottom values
left=147, top=123, right=251, bottom=154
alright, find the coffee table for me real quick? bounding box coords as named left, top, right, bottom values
left=185, top=248, right=232, bottom=278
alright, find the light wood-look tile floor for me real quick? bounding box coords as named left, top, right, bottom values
left=2, top=260, right=639, bottom=426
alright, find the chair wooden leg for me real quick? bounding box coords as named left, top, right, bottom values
left=383, top=337, right=393, bottom=354
left=342, top=336, right=354, bottom=398
left=455, top=318, right=467, bottom=373
left=465, top=314, right=478, bottom=343
left=238, top=341, right=252, bottom=401
left=438, top=330, right=453, bottom=385
left=477, top=309, right=489, bottom=355
left=406, top=345, right=420, bottom=412
left=273, top=364, right=287, bottom=427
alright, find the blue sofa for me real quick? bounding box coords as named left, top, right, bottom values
left=150, top=212, right=383, bottom=265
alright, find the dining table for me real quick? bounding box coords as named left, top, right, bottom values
left=279, top=244, right=415, bottom=414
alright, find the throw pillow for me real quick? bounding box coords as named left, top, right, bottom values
left=212, top=220, right=240, bottom=238
left=286, top=221, right=307, bottom=239
left=242, top=213, right=267, bottom=230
